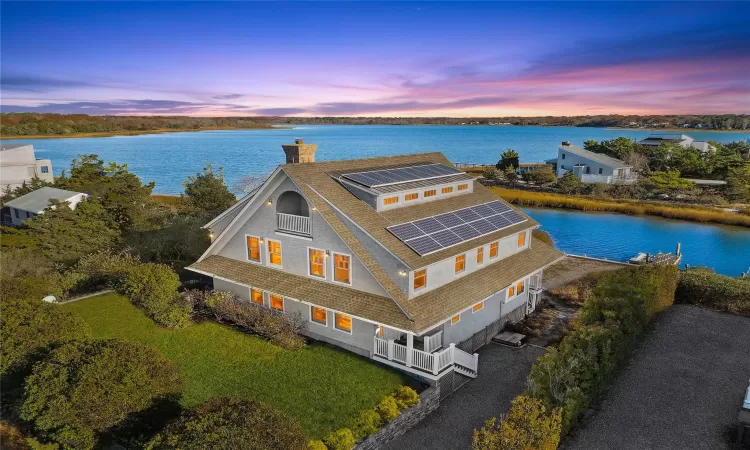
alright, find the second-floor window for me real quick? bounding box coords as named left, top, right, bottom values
left=309, top=248, right=325, bottom=278
left=383, top=196, right=399, bottom=205
left=251, top=288, right=263, bottom=304
left=247, top=236, right=261, bottom=262
left=477, top=247, right=484, bottom=264
left=508, top=285, right=515, bottom=297
left=455, top=255, right=466, bottom=273
left=414, top=269, right=427, bottom=290
left=457, top=183, right=468, bottom=191
left=333, top=253, right=351, bottom=284
left=490, top=242, right=499, bottom=258
left=424, top=189, right=436, bottom=198
left=405, top=193, right=419, bottom=201
left=41, top=166, right=49, bottom=174
left=268, top=240, right=282, bottom=266
left=517, top=232, right=526, bottom=247
left=562, top=153, right=566, bottom=159
left=441, top=186, right=453, bottom=194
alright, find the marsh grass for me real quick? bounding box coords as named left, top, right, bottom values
left=492, top=187, right=750, bottom=227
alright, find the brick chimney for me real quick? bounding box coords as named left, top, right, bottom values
left=282, top=138, right=317, bottom=164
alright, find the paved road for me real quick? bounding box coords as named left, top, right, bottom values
left=566, top=305, right=750, bottom=450
left=384, top=344, right=544, bottom=450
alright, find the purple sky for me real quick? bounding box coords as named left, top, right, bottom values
left=1, top=2, right=748, bottom=117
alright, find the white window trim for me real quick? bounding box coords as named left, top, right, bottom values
left=245, top=234, right=263, bottom=264
left=307, top=246, right=327, bottom=280
left=404, top=191, right=420, bottom=202
left=450, top=313, right=461, bottom=325
left=506, top=277, right=527, bottom=302
left=331, top=251, right=353, bottom=286
left=310, top=305, right=328, bottom=326
left=334, top=312, right=353, bottom=334
left=489, top=242, right=499, bottom=259
left=413, top=268, right=427, bottom=291
left=476, top=246, right=484, bottom=265
left=266, top=239, right=283, bottom=269
left=382, top=195, right=400, bottom=207
left=269, top=292, right=284, bottom=312
left=472, top=301, right=484, bottom=314
left=455, top=254, right=466, bottom=274
left=249, top=287, right=265, bottom=306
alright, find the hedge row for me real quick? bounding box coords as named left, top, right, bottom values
left=309, top=386, right=420, bottom=450
left=675, top=270, right=750, bottom=316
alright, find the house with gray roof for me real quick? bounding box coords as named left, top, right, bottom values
left=557, top=141, right=636, bottom=184
left=639, top=133, right=716, bottom=153
left=188, top=139, right=563, bottom=384
left=3, top=187, right=88, bottom=226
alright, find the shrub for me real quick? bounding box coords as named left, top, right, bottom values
left=72, top=251, right=140, bottom=290
left=147, top=397, right=306, bottom=450
left=392, top=386, right=420, bottom=410
left=185, top=290, right=306, bottom=350
left=351, top=408, right=381, bottom=440
left=307, top=440, right=328, bottom=450
left=483, top=166, right=500, bottom=182
left=21, top=339, right=182, bottom=450
left=472, top=395, right=562, bottom=450
left=322, top=428, right=355, bottom=450
left=120, top=263, right=190, bottom=328
left=0, top=422, right=31, bottom=450
left=0, top=297, right=90, bottom=375
left=375, top=396, right=400, bottom=424
left=675, top=270, right=750, bottom=316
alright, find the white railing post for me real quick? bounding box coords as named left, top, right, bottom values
left=473, top=353, right=479, bottom=372
left=432, top=351, right=439, bottom=375
left=449, top=343, right=456, bottom=365
left=405, top=334, right=413, bottom=367
left=387, top=339, right=394, bottom=361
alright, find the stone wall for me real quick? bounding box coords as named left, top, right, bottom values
left=356, top=385, right=440, bottom=450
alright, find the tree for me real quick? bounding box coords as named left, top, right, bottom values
left=524, top=165, right=557, bottom=186
left=483, top=166, right=500, bottom=182
left=503, top=165, right=519, bottom=186
left=22, top=199, right=121, bottom=267
left=472, top=395, right=562, bottom=450
left=0, top=178, right=53, bottom=207
left=55, top=154, right=156, bottom=231
left=555, top=172, right=585, bottom=194
left=621, top=150, right=650, bottom=174
left=496, top=149, right=520, bottom=171
left=146, top=397, right=306, bottom=450
left=583, top=140, right=601, bottom=152
left=642, top=170, right=695, bottom=194
left=20, top=340, right=182, bottom=450
left=0, top=297, right=90, bottom=375
left=127, top=214, right=210, bottom=268
left=183, top=165, right=236, bottom=215
left=725, top=164, right=750, bottom=202
left=596, top=137, right=641, bottom=159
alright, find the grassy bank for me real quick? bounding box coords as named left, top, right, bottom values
left=491, top=187, right=750, bottom=228
left=0, top=126, right=282, bottom=140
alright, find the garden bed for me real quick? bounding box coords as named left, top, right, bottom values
left=63, top=292, right=410, bottom=439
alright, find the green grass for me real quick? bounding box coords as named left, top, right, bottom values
left=64, top=293, right=409, bottom=439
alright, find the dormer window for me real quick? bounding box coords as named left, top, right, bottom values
left=424, top=189, right=437, bottom=198
left=414, top=269, right=427, bottom=290
left=383, top=196, right=399, bottom=206
left=455, top=255, right=466, bottom=273
left=517, top=232, right=526, bottom=247
left=405, top=193, right=419, bottom=201
left=457, top=183, right=468, bottom=191
left=441, top=186, right=453, bottom=194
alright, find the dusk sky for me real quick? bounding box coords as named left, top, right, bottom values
left=1, top=1, right=748, bottom=117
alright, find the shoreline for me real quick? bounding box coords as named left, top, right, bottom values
left=605, top=127, right=747, bottom=133
left=0, top=126, right=288, bottom=140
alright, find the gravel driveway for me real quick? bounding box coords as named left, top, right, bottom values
left=566, top=305, right=750, bottom=450
left=384, top=344, right=545, bottom=450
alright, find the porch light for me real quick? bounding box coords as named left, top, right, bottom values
left=208, top=231, right=214, bottom=239
left=398, top=270, right=408, bottom=276
left=267, top=198, right=273, bottom=205
left=312, top=206, right=317, bottom=211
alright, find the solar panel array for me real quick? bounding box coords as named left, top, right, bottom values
left=341, top=163, right=463, bottom=188
left=387, top=201, right=527, bottom=256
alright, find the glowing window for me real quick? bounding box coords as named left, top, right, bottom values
left=311, top=306, right=327, bottom=325
left=517, top=280, right=525, bottom=295
left=268, top=240, right=282, bottom=266
left=270, top=294, right=284, bottom=311
left=457, top=183, right=469, bottom=191
left=335, top=313, right=352, bottom=332
left=405, top=193, right=419, bottom=201
left=251, top=288, right=263, bottom=305
left=472, top=302, right=484, bottom=313
left=424, top=189, right=437, bottom=198
left=247, top=236, right=260, bottom=262
left=334, top=253, right=351, bottom=284
left=508, top=285, right=516, bottom=297
left=490, top=242, right=499, bottom=258
left=517, top=232, right=526, bottom=247
left=476, top=247, right=484, bottom=264
left=413, top=269, right=427, bottom=290
left=441, top=186, right=453, bottom=194
left=451, top=314, right=460, bottom=324
left=383, top=196, right=399, bottom=205
left=309, top=248, right=325, bottom=278
left=455, top=255, right=466, bottom=273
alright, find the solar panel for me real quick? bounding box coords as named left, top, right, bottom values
left=341, top=163, right=463, bottom=188
left=386, top=200, right=528, bottom=256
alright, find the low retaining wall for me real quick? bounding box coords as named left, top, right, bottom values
left=356, top=385, right=440, bottom=450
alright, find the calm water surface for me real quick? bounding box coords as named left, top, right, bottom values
left=4, top=125, right=748, bottom=274
left=523, top=207, right=750, bottom=277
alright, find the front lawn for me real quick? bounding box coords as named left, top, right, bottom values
left=64, top=293, right=409, bottom=439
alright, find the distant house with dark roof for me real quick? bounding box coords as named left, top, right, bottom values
left=3, top=187, right=88, bottom=226
left=557, top=142, right=636, bottom=184
left=639, top=133, right=716, bottom=153
left=188, top=139, right=563, bottom=383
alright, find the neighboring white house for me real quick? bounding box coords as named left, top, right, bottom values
left=638, top=133, right=716, bottom=153
left=557, top=142, right=636, bottom=184
left=0, top=144, right=54, bottom=190
left=3, top=187, right=88, bottom=226
left=188, top=141, right=563, bottom=385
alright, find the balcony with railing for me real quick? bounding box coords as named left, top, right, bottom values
left=276, top=190, right=312, bottom=236
left=277, top=212, right=311, bottom=235
left=373, top=332, right=478, bottom=378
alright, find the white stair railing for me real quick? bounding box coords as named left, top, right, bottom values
left=453, top=345, right=479, bottom=373
left=277, top=213, right=311, bottom=235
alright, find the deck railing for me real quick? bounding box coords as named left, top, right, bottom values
left=277, top=212, right=311, bottom=235
left=424, top=330, right=443, bottom=353
left=373, top=337, right=478, bottom=376
left=393, top=342, right=407, bottom=364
